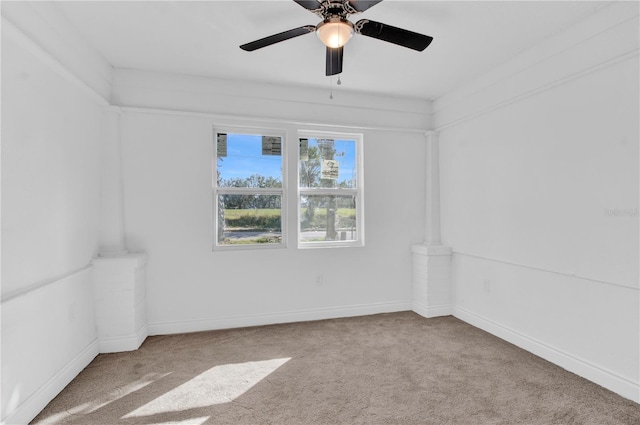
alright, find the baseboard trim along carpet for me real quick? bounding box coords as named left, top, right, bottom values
left=2, top=339, right=99, bottom=425
left=412, top=301, right=452, bottom=318
left=453, top=305, right=640, bottom=403
left=147, top=301, right=412, bottom=336
left=98, top=323, right=149, bottom=354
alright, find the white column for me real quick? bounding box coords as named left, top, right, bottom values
left=412, top=131, right=452, bottom=318
left=425, top=130, right=442, bottom=245
left=98, top=107, right=127, bottom=256
left=93, top=106, right=147, bottom=352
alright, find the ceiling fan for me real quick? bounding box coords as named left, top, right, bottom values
left=240, top=0, right=433, bottom=76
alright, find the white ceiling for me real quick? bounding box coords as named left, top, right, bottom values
left=54, top=0, right=612, bottom=100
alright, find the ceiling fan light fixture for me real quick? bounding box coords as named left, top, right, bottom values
left=316, top=18, right=354, bottom=48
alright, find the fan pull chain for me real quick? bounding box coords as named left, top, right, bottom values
left=329, top=76, right=334, bottom=100
left=329, top=75, right=342, bottom=99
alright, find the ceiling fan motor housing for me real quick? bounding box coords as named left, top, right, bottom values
left=324, top=1, right=351, bottom=18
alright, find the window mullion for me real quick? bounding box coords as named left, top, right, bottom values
left=217, top=187, right=283, bottom=195
left=299, top=188, right=358, bottom=196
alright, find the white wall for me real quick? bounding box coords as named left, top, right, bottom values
left=437, top=2, right=639, bottom=401
left=4, top=4, right=637, bottom=425
left=113, top=70, right=429, bottom=334
left=1, top=10, right=107, bottom=424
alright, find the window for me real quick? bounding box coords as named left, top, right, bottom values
left=212, top=128, right=364, bottom=250
left=213, top=129, right=285, bottom=249
left=298, top=132, right=364, bottom=248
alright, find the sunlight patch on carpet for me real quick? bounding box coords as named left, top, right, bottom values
left=38, top=372, right=171, bottom=424
left=123, top=358, right=291, bottom=418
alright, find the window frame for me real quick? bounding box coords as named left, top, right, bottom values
left=212, top=126, right=287, bottom=251
left=297, top=130, right=365, bottom=249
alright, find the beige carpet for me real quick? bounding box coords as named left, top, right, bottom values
left=31, top=312, right=640, bottom=425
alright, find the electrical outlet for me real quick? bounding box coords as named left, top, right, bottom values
left=483, top=279, right=491, bottom=293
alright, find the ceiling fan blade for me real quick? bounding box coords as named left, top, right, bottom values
left=293, top=0, right=322, bottom=12
left=355, top=19, right=433, bottom=51
left=326, top=46, right=343, bottom=76
left=347, top=1, right=384, bottom=13
left=240, top=26, right=316, bottom=51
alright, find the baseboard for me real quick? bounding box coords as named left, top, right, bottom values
left=412, top=301, right=452, bottom=318
left=2, top=339, right=99, bottom=425
left=98, top=324, right=149, bottom=353
left=148, top=301, right=412, bottom=336
left=453, top=306, right=640, bottom=403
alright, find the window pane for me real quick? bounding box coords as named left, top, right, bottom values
left=217, top=194, right=282, bottom=245
left=217, top=133, right=282, bottom=188
left=300, top=195, right=357, bottom=243
left=299, top=138, right=357, bottom=189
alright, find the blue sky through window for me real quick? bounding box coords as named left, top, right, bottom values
left=218, top=134, right=356, bottom=184
left=218, top=134, right=282, bottom=183
left=307, top=138, right=357, bottom=185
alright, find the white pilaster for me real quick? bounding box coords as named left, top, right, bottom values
left=424, top=131, right=442, bottom=245
left=412, top=131, right=452, bottom=318
left=99, top=107, right=127, bottom=256
left=93, top=107, right=147, bottom=352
